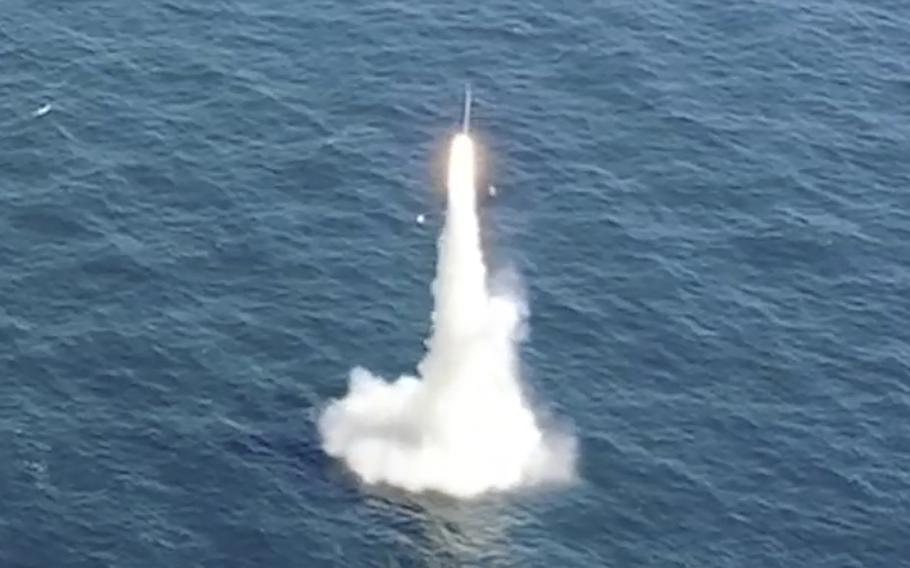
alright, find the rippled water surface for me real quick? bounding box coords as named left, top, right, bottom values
left=2, top=1, right=909, bottom=566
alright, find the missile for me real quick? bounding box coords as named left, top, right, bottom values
left=462, top=84, right=472, bottom=133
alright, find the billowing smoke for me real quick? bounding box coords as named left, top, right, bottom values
left=318, top=133, right=576, bottom=499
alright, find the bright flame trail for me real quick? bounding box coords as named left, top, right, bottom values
left=318, top=130, right=575, bottom=499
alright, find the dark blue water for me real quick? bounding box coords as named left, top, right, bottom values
left=3, top=1, right=910, bottom=566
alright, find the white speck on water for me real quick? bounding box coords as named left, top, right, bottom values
left=33, top=103, right=52, bottom=117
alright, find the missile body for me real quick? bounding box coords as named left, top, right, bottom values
left=462, top=84, right=472, bottom=133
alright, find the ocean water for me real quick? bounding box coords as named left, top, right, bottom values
left=2, top=0, right=910, bottom=566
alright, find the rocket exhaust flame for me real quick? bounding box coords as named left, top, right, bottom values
left=318, top=103, right=576, bottom=499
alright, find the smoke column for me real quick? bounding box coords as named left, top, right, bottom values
left=318, top=133, right=575, bottom=499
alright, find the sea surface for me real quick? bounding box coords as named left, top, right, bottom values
left=2, top=1, right=910, bottom=566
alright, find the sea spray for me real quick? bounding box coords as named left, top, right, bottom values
left=318, top=133, right=575, bottom=498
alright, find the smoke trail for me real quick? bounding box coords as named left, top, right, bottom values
left=318, top=134, right=575, bottom=499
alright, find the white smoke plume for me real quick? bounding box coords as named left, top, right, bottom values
left=318, top=134, right=576, bottom=499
